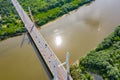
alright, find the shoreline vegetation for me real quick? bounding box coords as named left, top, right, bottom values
left=0, top=0, right=95, bottom=41
left=1, top=0, right=120, bottom=80
left=70, top=25, right=120, bottom=80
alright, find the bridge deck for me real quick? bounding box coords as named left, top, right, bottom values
left=11, top=0, right=72, bottom=80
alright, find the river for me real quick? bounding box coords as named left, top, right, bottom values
left=0, top=0, right=120, bottom=80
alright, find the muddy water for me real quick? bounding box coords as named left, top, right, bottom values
left=0, top=0, right=120, bottom=80
left=40, top=0, right=120, bottom=63
left=0, top=36, right=48, bottom=80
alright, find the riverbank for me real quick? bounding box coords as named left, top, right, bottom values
left=70, top=25, right=120, bottom=80
left=0, top=0, right=95, bottom=41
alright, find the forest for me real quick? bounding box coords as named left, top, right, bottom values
left=70, top=25, right=120, bottom=80
left=0, top=0, right=94, bottom=40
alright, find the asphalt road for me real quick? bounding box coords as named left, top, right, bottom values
left=11, top=0, right=73, bottom=80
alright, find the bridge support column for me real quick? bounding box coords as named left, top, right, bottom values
left=66, top=52, right=70, bottom=80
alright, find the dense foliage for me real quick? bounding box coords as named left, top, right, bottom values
left=0, top=0, right=94, bottom=40
left=0, top=0, right=25, bottom=40
left=71, top=26, right=120, bottom=80
left=71, top=63, right=94, bottom=80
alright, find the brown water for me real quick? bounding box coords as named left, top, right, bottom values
left=0, top=0, right=120, bottom=80
left=40, top=0, right=120, bottom=63
left=0, top=36, right=48, bottom=80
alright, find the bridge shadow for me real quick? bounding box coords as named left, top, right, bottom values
left=27, top=33, right=53, bottom=80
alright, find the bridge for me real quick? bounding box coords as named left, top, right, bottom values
left=11, top=0, right=73, bottom=80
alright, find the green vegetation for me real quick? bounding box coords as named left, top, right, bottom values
left=0, top=0, right=94, bottom=40
left=71, top=26, right=120, bottom=80
left=71, top=63, right=94, bottom=80
left=0, top=0, right=25, bottom=40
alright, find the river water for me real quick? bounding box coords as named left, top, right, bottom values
left=0, top=0, right=120, bottom=80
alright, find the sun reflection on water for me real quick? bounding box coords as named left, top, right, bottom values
left=55, top=36, right=62, bottom=46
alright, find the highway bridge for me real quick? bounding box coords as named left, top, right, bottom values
left=11, top=0, right=73, bottom=80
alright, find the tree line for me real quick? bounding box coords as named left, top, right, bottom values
left=70, top=26, right=120, bottom=80
left=0, top=0, right=94, bottom=40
